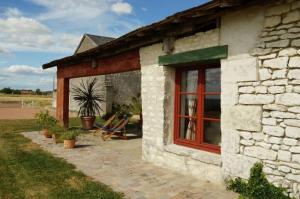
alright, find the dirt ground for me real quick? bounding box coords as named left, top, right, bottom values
left=0, top=108, right=41, bottom=120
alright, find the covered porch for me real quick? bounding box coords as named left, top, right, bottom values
left=46, top=49, right=140, bottom=128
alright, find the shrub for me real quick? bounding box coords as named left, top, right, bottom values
left=71, top=78, right=104, bottom=117
left=61, top=130, right=81, bottom=140
left=48, top=125, right=65, bottom=136
left=227, top=162, right=292, bottom=199
left=35, top=110, right=57, bottom=130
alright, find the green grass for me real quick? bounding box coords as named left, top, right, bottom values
left=0, top=119, right=124, bottom=199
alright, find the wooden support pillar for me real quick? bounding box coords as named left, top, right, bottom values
left=56, top=77, right=69, bottom=128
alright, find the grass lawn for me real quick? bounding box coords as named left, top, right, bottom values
left=0, top=119, right=124, bottom=199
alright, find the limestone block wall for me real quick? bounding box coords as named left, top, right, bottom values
left=233, top=1, right=300, bottom=197
left=141, top=29, right=224, bottom=183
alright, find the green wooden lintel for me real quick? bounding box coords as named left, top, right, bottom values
left=158, top=45, right=228, bottom=66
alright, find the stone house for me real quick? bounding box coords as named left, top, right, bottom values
left=52, top=34, right=141, bottom=114
left=43, top=0, right=300, bottom=197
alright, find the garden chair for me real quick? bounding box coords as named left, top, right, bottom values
left=101, top=117, right=129, bottom=141
left=94, top=114, right=116, bottom=134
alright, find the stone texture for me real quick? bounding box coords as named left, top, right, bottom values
left=255, top=86, right=268, bottom=94
left=239, top=86, right=255, bottom=94
left=263, top=104, right=287, bottom=111
left=283, top=138, right=298, bottom=146
left=263, top=57, right=289, bottom=69
left=272, top=69, right=287, bottom=79
left=262, top=118, right=277, bottom=126
left=239, top=131, right=252, bottom=140
left=292, top=39, right=300, bottom=47
left=271, top=111, right=296, bottom=119
left=288, top=107, right=300, bottom=113
left=283, top=10, right=300, bottom=24
left=290, top=146, right=300, bottom=153
left=265, top=16, right=281, bottom=27
left=279, top=48, right=297, bottom=57
left=263, top=125, right=284, bottom=137
left=278, top=150, right=292, bottom=162
left=288, top=69, right=300, bottom=79
left=284, top=119, right=300, bottom=128
left=289, top=57, right=300, bottom=68
left=286, top=126, right=300, bottom=138
left=266, top=4, right=290, bottom=16
left=276, top=93, right=300, bottom=106
left=269, top=136, right=282, bottom=144
left=268, top=86, right=285, bottom=94
left=239, top=94, right=274, bottom=105
left=244, top=146, right=277, bottom=160
left=259, top=68, right=272, bottom=80
left=266, top=40, right=290, bottom=48
left=230, top=105, right=262, bottom=131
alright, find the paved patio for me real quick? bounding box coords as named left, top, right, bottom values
left=22, top=131, right=237, bottom=199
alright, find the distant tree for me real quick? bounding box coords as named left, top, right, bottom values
left=36, top=88, right=42, bottom=95
left=1, top=87, right=13, bottom=94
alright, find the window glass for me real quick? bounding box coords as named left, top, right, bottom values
left=204, top=95, right=220, bottom=119
left=205, top=68, right=221, bottom=92
left=180, top=95, right=197, bottom=117
left=179, top=117, right=196, bottom=141
left=204, top=121, right=221, bottom=146
left=181, top=70, right=198, bottom=93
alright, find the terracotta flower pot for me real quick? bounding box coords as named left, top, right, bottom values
left=64, top=139, right=76, bottom=149
left=42, top=129, right=52, bottom=138
left=81, top=116, right=96, bottom=130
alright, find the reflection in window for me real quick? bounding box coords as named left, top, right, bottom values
left=205, top=68, right=221, bottom=92
left=204, top=121, right=221, bottom=146
left=181, top=70, right=198, bottom=93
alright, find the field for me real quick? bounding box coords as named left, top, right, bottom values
left=0, top=94, right=52, bottom=119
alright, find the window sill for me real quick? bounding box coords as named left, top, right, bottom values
left=164, top=144, right=221, bottom=166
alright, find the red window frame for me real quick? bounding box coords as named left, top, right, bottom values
left=174, top=64, right=221, bottom=154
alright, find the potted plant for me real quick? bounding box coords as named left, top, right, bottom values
left=35, top=110, right=57, bottom=138
left=48, top=124, right=65, bottom=144
left=72, top=78, right=104, bottom=130
left=61, top=130, right=80, bottom=149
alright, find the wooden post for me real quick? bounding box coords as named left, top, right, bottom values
left=56, top=77, right=69, bottom=128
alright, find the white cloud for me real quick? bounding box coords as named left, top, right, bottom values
left=4, top=7, right=23, bottom=18
left=0, top=15, right=81, bottom=53
left=141, top=7, right=148, bottom=12
left=0, top=65, right=56, bottom=90
left=5, top=65, right=43, bottom=75
left=111, top=2, right=133, bottom=15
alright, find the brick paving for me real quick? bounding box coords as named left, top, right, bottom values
left=23, top=131, right=237, bottom=199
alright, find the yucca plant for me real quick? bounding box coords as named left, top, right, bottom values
left=71, top=78, right=104, bottom=130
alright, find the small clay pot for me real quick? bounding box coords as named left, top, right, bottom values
left=81, top=116, right=96, bottom=130
left=42, top=129, right=52, bottom=138
left=64, top=139, right=76, bottom=149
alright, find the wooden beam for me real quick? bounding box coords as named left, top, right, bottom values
left=56, top=77, right=69, bottom=128
left=158, top=45, right=228, bottom=66
left=57, top=50, right=140, bottom=79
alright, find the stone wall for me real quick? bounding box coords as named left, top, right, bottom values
left=140, top=29, right=224, bottom=183
left=234, top=1, right=300, bottom=197
left=53, top=70, right=141, bottom=115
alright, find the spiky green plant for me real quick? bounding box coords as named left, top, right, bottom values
left=72, top=78, right=104, bottom=117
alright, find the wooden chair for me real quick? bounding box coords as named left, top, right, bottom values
left=94, top=114, right=116, bottom=134
left=101, top=118, right=129, bottom=141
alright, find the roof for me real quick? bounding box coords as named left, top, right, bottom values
left=86, top=34, right=115, bottom=46
left=43, top=0, right=267, bottom=69
left=74, top=34, right=115, bottom=54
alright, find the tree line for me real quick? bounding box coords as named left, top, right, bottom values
left=0, top=87, right=52, bottom=95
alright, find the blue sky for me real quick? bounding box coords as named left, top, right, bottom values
left=0, top=0, right=208, bottom=91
